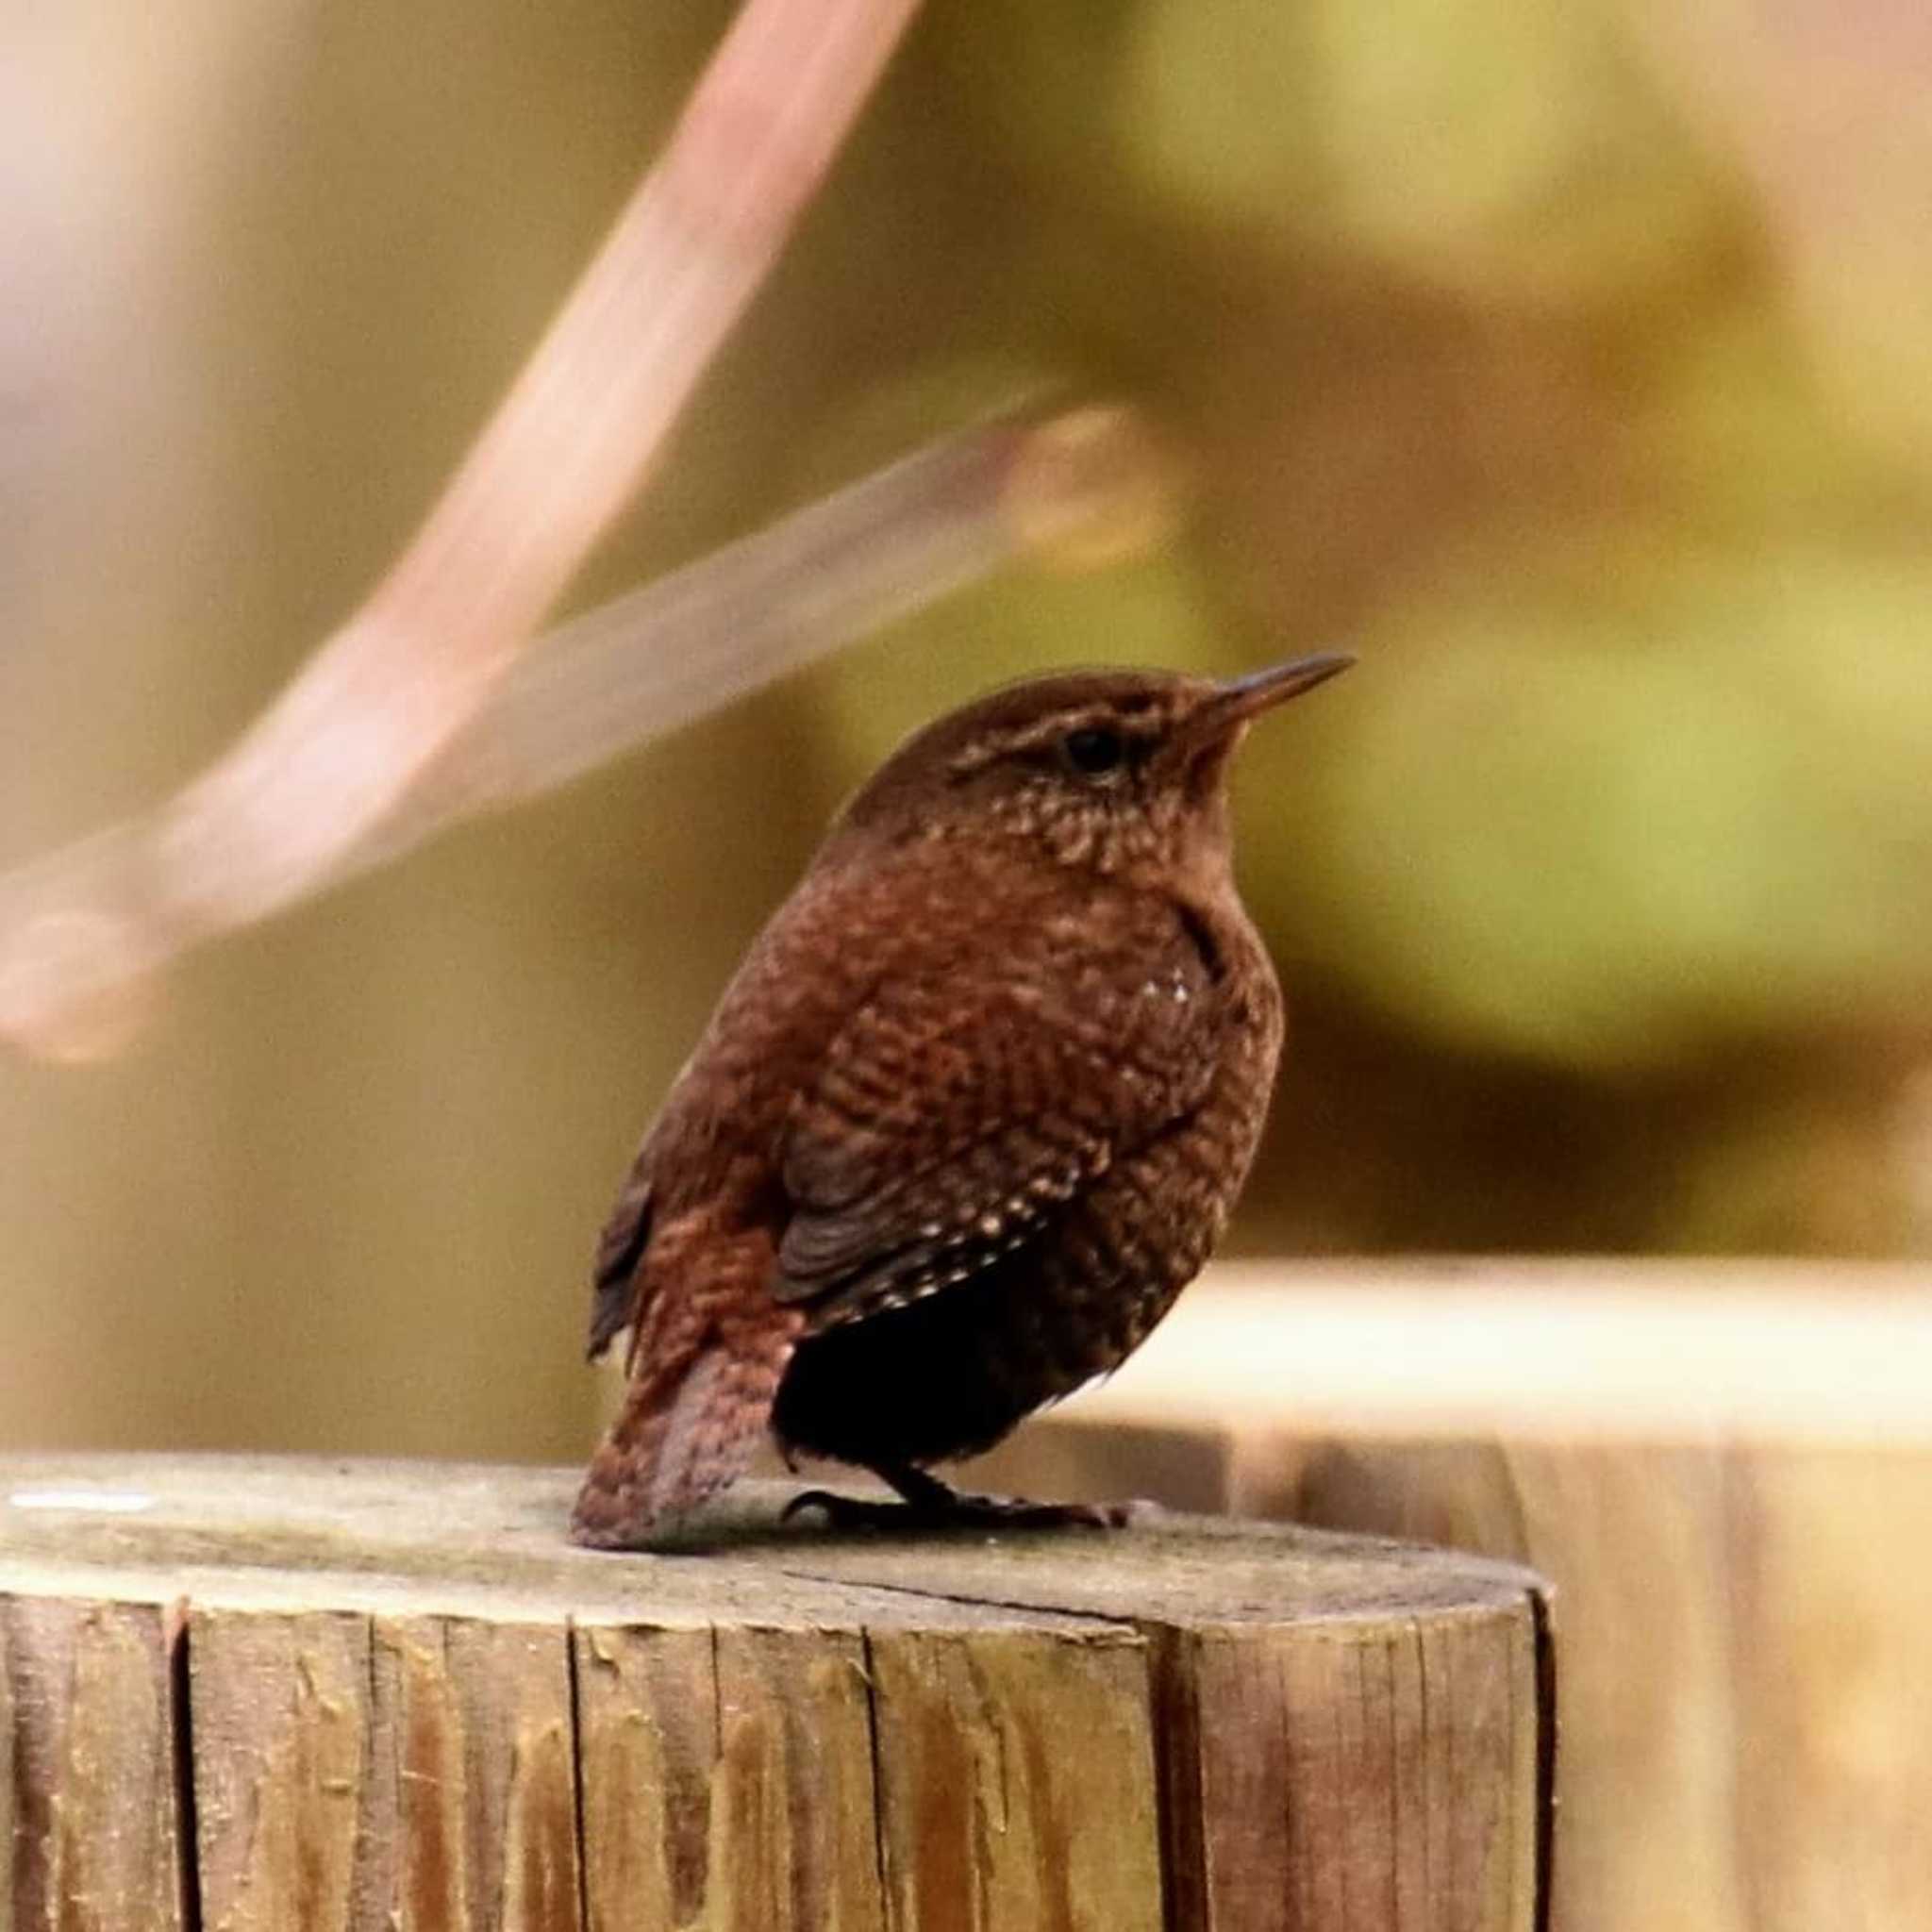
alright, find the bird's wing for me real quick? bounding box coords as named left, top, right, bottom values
left=774, top=911, right=1224, bottom=1327
left=585, top=1136, right=654, bottom=1362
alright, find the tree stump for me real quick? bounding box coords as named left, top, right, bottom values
left=0, top=1455, right=1549, bottom=1932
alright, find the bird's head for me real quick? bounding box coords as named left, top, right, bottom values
left=832, top=654, right=1353, bottom=886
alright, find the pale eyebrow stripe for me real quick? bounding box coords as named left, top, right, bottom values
left=949, top=709, right=1168, bottom=777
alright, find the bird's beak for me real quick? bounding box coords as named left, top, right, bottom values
left=1175, top=653, right=1355, bottom=767
left=1209, top=652, right=1355, bottom=725
left=1172, top=651, right=1354, bottom=792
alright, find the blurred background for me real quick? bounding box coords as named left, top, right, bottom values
left=4, top=0, right=1931, bottom=1464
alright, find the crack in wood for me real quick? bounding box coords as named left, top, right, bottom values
left=770, top=1560, right=1147, bottom=1630
left=1528, top=1585, right=1557, bottom=1932
left=563, top=1618, right=591, bottom=1932
left=858, top=1627, right=894, bottom=1929
left=166, top=1606, right=205, bottom=1932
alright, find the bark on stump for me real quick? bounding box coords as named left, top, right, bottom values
left=0, top=1454, right=1551, bottom=1931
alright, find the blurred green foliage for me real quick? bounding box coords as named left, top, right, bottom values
left=5, top=0, right=1929, bottom=1464
left=1118, top=0, right=1715, bottom=306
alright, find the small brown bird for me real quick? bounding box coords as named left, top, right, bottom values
left=571, top=654, right=1351, bottom=1545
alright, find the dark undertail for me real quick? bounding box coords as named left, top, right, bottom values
left=771, top=1245, right=1166, bottom=1471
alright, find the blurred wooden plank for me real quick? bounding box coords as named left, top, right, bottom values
left=1048, top=1260, right=1932, bottom=1442
left=987, top=1271, right=1932, bottom=1932
left=0, top=1453, right=1551, bottom=1932
left=1726, top=1449, right=1932, bottom=1932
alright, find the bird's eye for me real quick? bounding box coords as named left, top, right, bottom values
left=1060, top=726, right=1126, bottom=778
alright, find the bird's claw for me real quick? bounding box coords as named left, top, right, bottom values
left=938, top=1492, right=1137, bottom=1529
left=780, top=1485, right=1155, bottom=1534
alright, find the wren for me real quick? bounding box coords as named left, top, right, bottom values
left=570, top=654, right=1352, bottom=1544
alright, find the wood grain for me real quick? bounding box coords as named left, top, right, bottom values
left=1, top=1593, right=185, bottom=1932
left=0, top=1454, right=1549, bottom=1932
left=865, top=1622, right=1162, bottom=1932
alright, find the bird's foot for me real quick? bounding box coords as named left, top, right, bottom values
left=781, top=1470, right=1153, bottom=1535
left=930, top=1491, right=1145, bottom=1530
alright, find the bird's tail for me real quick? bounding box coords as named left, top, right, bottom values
left=570, top=1304, right=801, bottom=1548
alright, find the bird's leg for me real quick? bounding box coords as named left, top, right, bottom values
left=781, top=1462, right=1141, bottom=1532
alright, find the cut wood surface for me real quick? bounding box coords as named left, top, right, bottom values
left=0, top=1454, right=1550, bottom=1932
left=974, top=1262, right=1932, bottom=1932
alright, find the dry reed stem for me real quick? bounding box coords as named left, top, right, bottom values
left=0, top=0, right=920, bottom=1059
